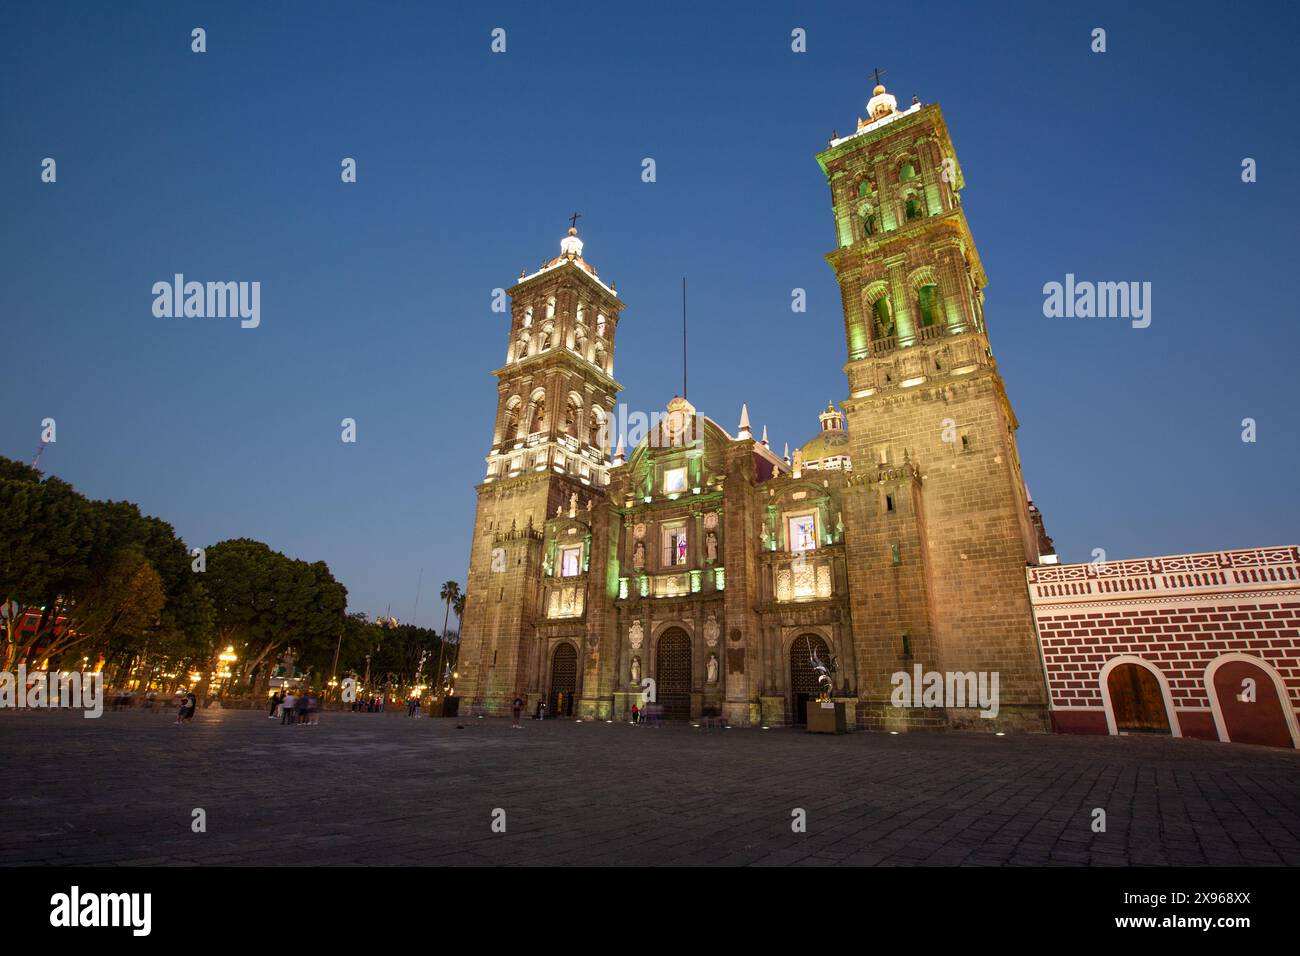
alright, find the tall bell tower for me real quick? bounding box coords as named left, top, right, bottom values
left=816, top=79, right=1049, bottom=731
left=457, top=223, right=626, bottom=715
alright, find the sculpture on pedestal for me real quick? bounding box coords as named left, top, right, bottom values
left=805, top=635, right=838, bottom=702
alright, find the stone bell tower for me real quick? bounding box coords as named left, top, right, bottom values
left=816, top=79, right=1049, bottom=731
left=457, top=223, right=626, bottom=715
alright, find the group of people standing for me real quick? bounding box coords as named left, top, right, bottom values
left=510, top=697, right=551, bottom=728
left=174, top=691, right=198, bottom=724
left=268, top=689, right=321, bottom=725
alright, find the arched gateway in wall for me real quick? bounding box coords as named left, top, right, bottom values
left=549, top=643, right=577, bottom=717
left=1207, top=654, right=1297, bottom=748
left=789, top=633, right=831, bottom=725
left=656, top=628, right=692, bottom=719
left=1105, top=661, right=1171, bottom=734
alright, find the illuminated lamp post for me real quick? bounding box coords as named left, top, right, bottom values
left=216, top=645, right=238, bottom=698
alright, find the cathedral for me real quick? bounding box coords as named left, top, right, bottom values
left=455, top=78, right=1058, bottom=732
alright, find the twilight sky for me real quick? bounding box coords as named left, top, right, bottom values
left=3, top=0, right=1297, bottom=627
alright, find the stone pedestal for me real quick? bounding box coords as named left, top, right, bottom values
left=760, top=696, right=786, bottom=726
left=724, top=700, right=755, bottom=727
left=807, top=700, right=848, bottom=734
left=612, top=691, right=643, bottom=722
left=577, top=696, right=611, bottom=720
left=832, top=696, right=857, bottom=730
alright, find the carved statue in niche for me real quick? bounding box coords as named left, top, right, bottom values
left=568, top=493, right=578, bottom=518
left=706, top=653, right=719, bottom=684
left=630, top=656, right=641, bottom=684
left=633, top=540, right=646, bottom=570
left=705, top=530, right=718, bottom=563
left=792, top=447, right=804, bottom=474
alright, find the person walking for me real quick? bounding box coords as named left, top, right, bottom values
left=281, top=690, right=297, bottom=725
left=268, top=690, right=282, bottom=719
left=511, top=696, right=524, bottom=728
left=631, top=702, right=640, bottom=725
left=296, top=690, right=310, bottom=725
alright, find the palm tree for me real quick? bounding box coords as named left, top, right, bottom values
left=434, top=580, right=461, bottom=699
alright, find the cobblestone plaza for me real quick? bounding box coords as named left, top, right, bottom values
left=3, top=710, right=1297, bottom=866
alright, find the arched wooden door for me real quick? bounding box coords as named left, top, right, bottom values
left=655, top=628, right=692, bottom=719
left=549, top=643, right=577, bottom=717
left=1210, top=658, right=1295, bottom=748
left=1107, top=663, right=1170, bottom=734
left=790, top=634, right=831, bottom=725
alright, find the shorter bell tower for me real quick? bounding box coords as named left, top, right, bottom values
left=457, top=223, right=626, bottom=715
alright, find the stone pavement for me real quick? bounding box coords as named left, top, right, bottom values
left=1, top=709, right=1297, bottom=866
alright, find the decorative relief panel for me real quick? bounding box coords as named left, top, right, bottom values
left=652, top=572, right=692, bottom=598
left=547, top=584, right=585, bottom=619
left=775, top=557, right=835, bottom=603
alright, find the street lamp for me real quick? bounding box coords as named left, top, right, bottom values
left=216, top=645, right=238, bottom=696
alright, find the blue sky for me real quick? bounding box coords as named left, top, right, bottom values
left=3, top=1, right=1297, bottom=626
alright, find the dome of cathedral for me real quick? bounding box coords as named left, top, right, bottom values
left=799, top=431, right=848, bottom=463
left=798, top=400, right=851, bottom=469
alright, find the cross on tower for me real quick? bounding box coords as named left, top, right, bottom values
left=869, top=67, right=886, bottom=87
left=568, top=211, right=582, bottom=230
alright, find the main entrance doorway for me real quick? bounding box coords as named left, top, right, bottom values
left=1106, top=662, right=1170, bottom=734
left=655, top=628, right=692, bottom=719
left=549, top=642, right=577, bottom=717
left=790, top=633, right=831, bottom=724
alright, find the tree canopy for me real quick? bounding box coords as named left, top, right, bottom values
left=0, top=455, right=461, bottom=697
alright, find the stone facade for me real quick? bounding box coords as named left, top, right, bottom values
left=456, top=81, right=1057, bottom=731
left=818, top=85, right=1049, bottom=731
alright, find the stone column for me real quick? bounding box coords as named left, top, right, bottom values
left=838, top=267, right=868, bottom=361
left=934, top=240, right=974, bottom=334
left=885, top=253, right=916, bottom=346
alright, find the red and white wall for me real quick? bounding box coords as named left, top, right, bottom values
left=1027, top=546, right=1300, bottom=748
